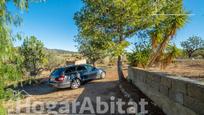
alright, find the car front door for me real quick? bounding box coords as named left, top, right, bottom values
left=76, top=65, right=90, bottom=81
left=85, top=65, right=98, bottom=79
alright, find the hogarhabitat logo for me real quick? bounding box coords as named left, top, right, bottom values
left=9, top=96, right=148, bottom=115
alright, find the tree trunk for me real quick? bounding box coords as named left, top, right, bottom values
left=187, top=50, right=194, bottom=58
left=117, top=26, right=125, bottom=81
left=92, top=61, right=96, bottom=67
left=117, top=55, right=125, bottom=81
left=188, top=53, right=192, bottom=58
left=31, top=59, right=37, bottom=76
left=147, top=36, right=171, bottom=67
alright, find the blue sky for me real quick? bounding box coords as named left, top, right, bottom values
left=10, top=0, right=204, bottom=51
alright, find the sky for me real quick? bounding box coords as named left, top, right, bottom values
left=9, top=0, right=204, bottom=51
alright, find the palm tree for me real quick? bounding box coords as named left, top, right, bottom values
left=147, top=14, right=188, bottom=67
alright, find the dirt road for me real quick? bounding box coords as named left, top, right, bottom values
left=8, top=67, right=164, bottom=115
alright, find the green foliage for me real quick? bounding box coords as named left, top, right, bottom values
left=75, top=34, right=113, bottom=66
left=74, top=0, right=162, bottom=79
left=147, top=2, right=188, bottom=67
left=0, top=0, right=29, bottom=113
left=181, top=36, right=204, bottom=58
left=74, top=0, right=188, bottom=79
left=127, top=40, right=151, bottom=68
left=192, top=48, right=204, bottom=59
left=0, top=0, right=28, bottom=93
left=74, top=0, right=161, bottom=56
left=166, top=45, right=181, bottom=57
left=45, top=52, right=65, bottom=71
left=20, top=36, right=47, bottom=76
left=111, top=41, right=130, bottom=57
left=160, top=45, right=181, bottom=69
left=0, top=103, right=6, bottom=115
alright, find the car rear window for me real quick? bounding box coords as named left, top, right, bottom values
left=51, top=68, right=64, bottom=76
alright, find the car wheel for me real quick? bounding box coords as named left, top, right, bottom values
left=100, top=72, right=106, bottom=79
left=71, top=79, right=81, bottom=89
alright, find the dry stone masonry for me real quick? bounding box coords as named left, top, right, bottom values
left=128, top=67, right=204, bottom=115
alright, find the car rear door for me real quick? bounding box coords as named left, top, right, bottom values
left=64, top=66, right=76, bottom=80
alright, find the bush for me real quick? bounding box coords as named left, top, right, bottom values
left=127, top=42, right=151, bottom=68
left=160, top=45, right=181, bottom=69
left=20, top=36, right=47, bottom=76
left=45, top=53, right=65, bottom=71
left=192, top=49, right=204, bottom=59
left=0, top=103, right=6, bottom=115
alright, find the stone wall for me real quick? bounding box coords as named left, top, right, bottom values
left=128, top=67, right=204, bottom=115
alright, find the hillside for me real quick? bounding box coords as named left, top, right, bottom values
left=45, top=48, right=79, bottom=55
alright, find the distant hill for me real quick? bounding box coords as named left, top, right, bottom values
left=45, top=48, right=79, bottom=54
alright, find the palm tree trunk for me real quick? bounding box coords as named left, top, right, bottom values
left=147, top=36, right=171, bottom=67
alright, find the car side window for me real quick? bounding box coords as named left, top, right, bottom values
left=85, top=65, right=94, bottom=72
left=65, top=67, right=76, bottom=74
left=77, top=65, right=87, bottom=72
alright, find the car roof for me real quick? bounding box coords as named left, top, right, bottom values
left=65, top=64, right=90, bottom=68
left=55, top=64, right=92, bottom=70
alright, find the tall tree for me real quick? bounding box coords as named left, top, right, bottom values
left=181, top=36, right=204, bottom=58
left=74, top=0, right=165, bottom=80
left=20, top=36, right=47, bottom=76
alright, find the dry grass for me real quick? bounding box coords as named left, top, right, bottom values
left=148, top=59, right=204, bottom=81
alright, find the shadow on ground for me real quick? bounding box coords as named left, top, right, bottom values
left=10, top=71, right=165, bottom=115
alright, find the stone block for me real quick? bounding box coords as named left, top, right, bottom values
left=161, top=76, right=172, bottom=88
left=187, top=83, right=204, bottom=103
left=159, top=85, right=169, bottom=97
left=172, top=79, right=187, bottom=94
left=132, top=75, right=138, bottom=83
left=151, top=74, right=161, bottom=83
left=137, top=74, right=144, bottom=82
left=169, top=90, right=184, bottom=105
left=184, top=96, right=204, bottom=115
left=175, top=92, right=184, bottom=104
left=149, top=81, right=160, bottom=92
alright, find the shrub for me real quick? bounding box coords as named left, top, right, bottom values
left=127, top=42, right=151, bottom=68
left=0, top=104, right=6, bottom=115
left=20, top=36, right=47, bottom=76
left=45, top=53, right=65, bottom=71
left=192, top=49, right=204, bottom=59
left=160, top=45, right=181, bottom=69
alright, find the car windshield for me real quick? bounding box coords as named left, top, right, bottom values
left=51, top=68, right=64, bottom=77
